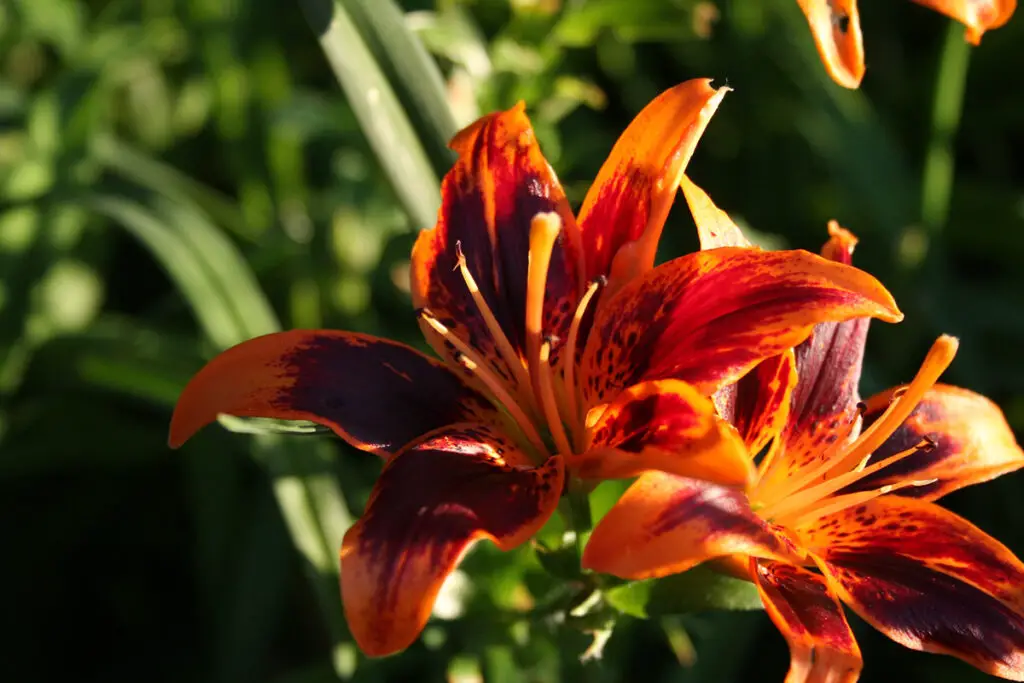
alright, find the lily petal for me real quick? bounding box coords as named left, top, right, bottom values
left=576, top=79, right=728, bottom=290
left=680, top=175, right=753, bottom=250
left=796, top=0, right=865, bottom=89
left=913, top=0, right=1016, bottom=44
left=717, top=351, right=798, bottom=457
left=840, top=384, right=1024, bottom=501
left=580, top=247, right=902, bottom=406
left=411, top=103, right=583, bottom=376
left=583, top=473, right=798, bottom=579
left=752, top=559, right=862, bottom=683
left=168, top=330, right=494, bottom=456
left=341, top=423, right=564, bottom=656
left=808, top=497, right=1024, bottom=679
left=574, top=379, right=753, bottom=486
left=757, top=221, right=871, bottom=488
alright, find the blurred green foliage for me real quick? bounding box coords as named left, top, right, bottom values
left=2, top=0, right=1023, bottom=682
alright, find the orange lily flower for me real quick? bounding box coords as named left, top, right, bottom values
left=168, top=80, right=903, bottom=658
left=798, top=0, right=1015, bottom=88
left=584, top=216, right=1024, bottom=682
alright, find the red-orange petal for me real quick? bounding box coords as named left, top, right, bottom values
left=757, top=222, right=871, bottom=489
left=752, top=559, right=862, bottom=683
left=582, top=473, right=800, bottom=579
left=341, top=423, right=563, bottom=656
left=576, top=79, right=728, bottom=291
left=579, top=247, right=902, bottom=407
left=681, top=175, right=753, bottom=251
left=913, top=0, right=1016, bottom=44
left=806, top=497, right=1024, bottom=679
left=573, top=379, right=753, bottom=486
left=168, top=330, right=495, bottom=456
left=716, top=351, right=798, bottom=457
left=840, top=384, right=1024, bottom=502
left=410, top=103, right=583, bottom=376
left=796, top=0, right=865, bottom=89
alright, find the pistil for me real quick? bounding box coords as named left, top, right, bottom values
left=526, top=212, right=562, bottom=398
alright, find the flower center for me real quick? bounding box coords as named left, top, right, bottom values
left=419, top=212, right=602, bottom=461
left=750, top=335, right=958, bottom=527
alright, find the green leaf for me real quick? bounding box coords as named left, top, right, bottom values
left=604, top=565, right=763, bottom=618
left=339, top=0, right=459, bottom=165
left=297, top=0, right=442, bottom=231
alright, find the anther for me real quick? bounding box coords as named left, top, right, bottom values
left=920, top=435, right=938, bottom=452
left=856, top=401, right=867, bottom=415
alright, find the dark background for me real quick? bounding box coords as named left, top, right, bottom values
left=2, top=0, right=1022, bottom=681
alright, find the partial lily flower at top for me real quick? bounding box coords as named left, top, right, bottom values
left=798, top=0, right=1015, bottom=88
left=168, top=79, right=903, bottom=658
left=584, top=209, right=1024, bottom=682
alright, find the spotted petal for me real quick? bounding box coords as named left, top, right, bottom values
left=752, top=559, right=862, bottom=683
left=411, top=103, right=583, bottom=377
left=573, top=379, right=753, bottom=486
left=797, top=0, right=865, bottom=89
left=842, top=384, right=1024, bottom=502
left=168, top=331, right=495, bottom=456
left=341, top=423, right=564, bottom=656
left=576, top=79, right=728, bottom=291
left=580, top=247, right=902, bottom=407
left=808, top=497, right=1024, bottom=679
left=583, top=473, right=799, bottom=579
left=715, top=351, right=798, bottom=458
left=913, top=0, right=1016, bottom=44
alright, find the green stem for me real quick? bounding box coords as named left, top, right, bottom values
left=567, top=478, right=593, bottom=561
left=920, top=21, right=972, bottom=234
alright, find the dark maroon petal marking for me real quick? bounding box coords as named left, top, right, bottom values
left=341, top=423, right=563, bottom=656
left=410, top=104, right=582, bottom=374
left=821, top=551, right=1024, bottom=679
left=169, top=330, right=495, bottom=456
left=753, top=560, right=861, bottom=683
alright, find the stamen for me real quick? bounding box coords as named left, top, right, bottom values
left=784, top=478, right=938, bottom=528
left=760, top=439, right=932, bottom=522
left=758, top=335, right=957, bottom=506
left=419, top=310, right=548, bottom=456
left=453, top=241, right=536, bottom=412
left=538, top=339, right=574, bottom=456
left=563, top=276, right=605, bottom=445
left=824, top=335, right=958, bottom=477
left=526, top=212, right=562, bottom=396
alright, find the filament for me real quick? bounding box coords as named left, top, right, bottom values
left=419, top=310, right=548, bottom=456
left=453, top=241, right=537, bottom=413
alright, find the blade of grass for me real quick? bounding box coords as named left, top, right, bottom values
left=92, top=191, right=355, bottom=677
left=340, top=0, right=459, bottom=167
left=92, top=134, right=253, bottom=241
left=298, top=0, right=442, bottom=231
left=921, top=21, right=971, bottom=234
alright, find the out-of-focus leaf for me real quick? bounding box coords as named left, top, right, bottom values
left=604, top=565, right=763, bottom=618
left=340, top=0, right=458, bottom=165
left=297, top=0, right=441, bottom=231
